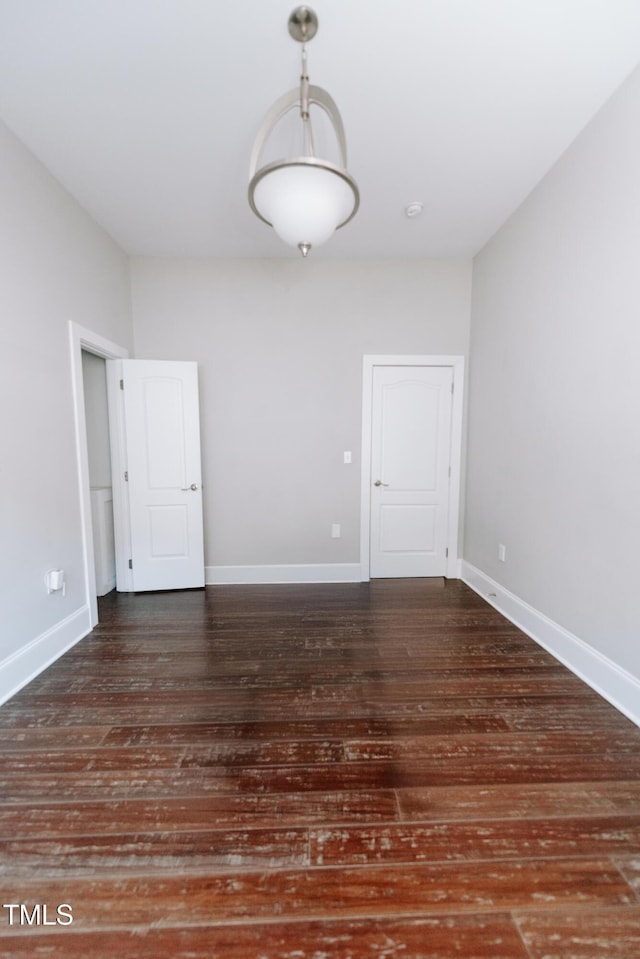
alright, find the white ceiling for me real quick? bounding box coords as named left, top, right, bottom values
left=1, top=0, right=639, bottom=259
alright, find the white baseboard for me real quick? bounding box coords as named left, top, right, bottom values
left=461, top=561, right=640, bottom=728
left=206, top=563, right=363, bottom=585
left=0, top=605, right=92, bottom=707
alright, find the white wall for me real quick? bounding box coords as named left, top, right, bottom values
left=465, top=65, right=640, bottom=702
left=0, top=119, right=132, bottom=700
left=131, top=258, right=471, bottom=576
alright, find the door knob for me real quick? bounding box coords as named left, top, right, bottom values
left=181, top=483, right=199, bottom=491
left=374, top=480, right=390, bottom=487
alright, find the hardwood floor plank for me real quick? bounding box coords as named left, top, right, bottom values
left=5, top=672, right=590, bottom=707
left=0, top=859, right=633, bottom=932
left=0, top=746, right=185, bottom=773
left=1, top=827, right=310, bottom=878
left=228, top=753, right=640, bottom=793
left=0, top=768, right=266, bottom=802
left=173, top=728, right=640, bottom=769
left=25, top=664, right=566, bottom=703
left=9, top=816, right=640, bottom=880
left=343, top=729, right=640, bottom=761
left=309, top=815, right=640, bottom=866
left=8, top=752, right=636, bottom=806
left=515, top=904, right=640, bottom=958
left=0, top=727, right=110, bottom=750
left=0, top=691, right=600, bottom=728
left=179, top=739, right=347, bottom=767
left=29, top=634, right=555, bottom=661
left=397, top=781, right=640, bottom=822
left=501, top=704, right=637, bottom=732
left=101, top=713, right=511, bottom=747
left=0, top=914, right=532, bottom=958
left=0, top=791, right=399, bottom=838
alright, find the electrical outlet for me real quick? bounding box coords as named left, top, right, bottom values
left=45, top=569, right=66, bottom=594
left=331, top=523, right=341, bottom=539
left=498, top=544, right=506, bottom=563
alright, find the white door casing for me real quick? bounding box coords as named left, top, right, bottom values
left=113, top=359, right=205, bottom=592
left=361, top=355, right=464, bottom=581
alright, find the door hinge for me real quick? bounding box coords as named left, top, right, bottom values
left=448, top=465, right=451, bottom=478
left=451, top=382, right=454, bottom=394
left=124, top=471, right=128, bottom=482
left=445, top=547, right=449, bottom=558
left=120, top=379, right=124, bottom=390
left=128, top=559, right=133, bottom=570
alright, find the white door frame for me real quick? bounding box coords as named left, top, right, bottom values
left=360, top=354, right=465, bottom=581
left=69, top=322, right=129, bottom=627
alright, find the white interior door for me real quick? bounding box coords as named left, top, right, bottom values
left=370, top=365, right=453, bottom=578
left=116, top=359, right=205, bottom=592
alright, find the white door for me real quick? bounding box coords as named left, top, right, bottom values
left=118, top=359, right=205, bottom=591
left=370, top=365, right=453, bottom=578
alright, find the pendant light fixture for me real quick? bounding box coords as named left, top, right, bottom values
left=248, top=6, right=359, bottom=257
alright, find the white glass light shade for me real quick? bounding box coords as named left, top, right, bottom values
left=251, top=161, right=358, bottom=249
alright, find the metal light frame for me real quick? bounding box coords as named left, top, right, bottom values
left=248, top=6, right=359, bottom=256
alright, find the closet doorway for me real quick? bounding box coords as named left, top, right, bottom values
left=81, top=350, right=116, bottom=597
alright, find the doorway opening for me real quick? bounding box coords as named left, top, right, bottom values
left=81, top=350, right=116, bottom=597
left=69, top=322, right=129, bottom=627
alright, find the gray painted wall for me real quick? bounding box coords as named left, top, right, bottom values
left=0, top=118, right=132, bottom=664
left=131, top=258, right=472, bottom=570
left=466, top=64, right=640, bottom=678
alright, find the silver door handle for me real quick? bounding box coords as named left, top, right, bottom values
left=181, top=483, right=199, bottom=491
left=374, top=480, right=390, bottom=487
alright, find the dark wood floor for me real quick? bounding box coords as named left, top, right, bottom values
left=0, top=579, right=639, bottom=957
